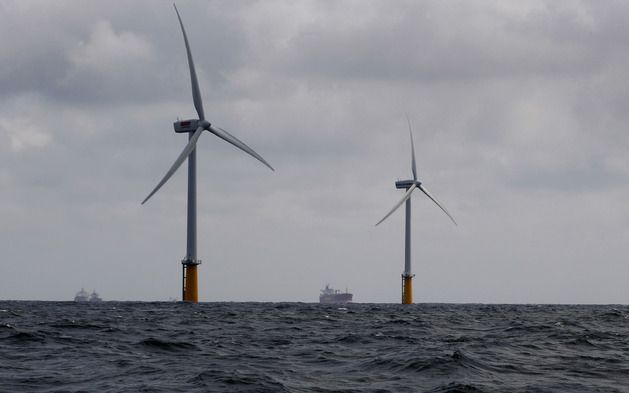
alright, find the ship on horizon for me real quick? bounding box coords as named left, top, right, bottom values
left=74, top=289, right=102, bottom=302
left=319, top=284, right=353, bottom=304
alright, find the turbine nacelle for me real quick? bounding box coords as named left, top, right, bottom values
left=395, top=179, right=419, bottom=190
left=174, top=119, right=211, bottom=133
left=174, top=119, right=199, bottom=133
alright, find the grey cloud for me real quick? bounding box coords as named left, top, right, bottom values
left=509, top=160, right=629, bottom=192
left=264, top=1, right=620, bottom=82
left=0, top=2, right=249, bottom=105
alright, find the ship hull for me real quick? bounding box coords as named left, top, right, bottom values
left=319, top=293, right=353, bottom=304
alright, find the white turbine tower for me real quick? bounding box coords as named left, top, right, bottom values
left=142, top=4, right=274, bottom=303
left=376, top=117, right=456, bottom=304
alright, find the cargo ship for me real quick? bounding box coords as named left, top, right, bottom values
left=319, top=284, right=353, bottom=304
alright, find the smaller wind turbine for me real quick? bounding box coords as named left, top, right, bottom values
left=376, top=117, right=456, bottom=304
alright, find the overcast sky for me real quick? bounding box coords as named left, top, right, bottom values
left=1, top=0, right=628, bottom=303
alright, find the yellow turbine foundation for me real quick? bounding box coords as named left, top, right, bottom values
left=402, top=275, right=413, bottom=304
left=183, top=265, right=199, bottom=303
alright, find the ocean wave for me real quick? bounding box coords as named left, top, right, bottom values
left=1, top=302, right=628, bottom=392
left=138, top=337, right=199, bottom=352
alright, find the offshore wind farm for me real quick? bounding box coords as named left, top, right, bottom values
left=3, top=1, right=628, bottom=305
left=141, top=7, right=456, bottom=305
left=3, top=2, right=629, bottom=392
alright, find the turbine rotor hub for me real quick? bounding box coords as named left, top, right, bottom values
left=199, top=119, right=211, bottom=130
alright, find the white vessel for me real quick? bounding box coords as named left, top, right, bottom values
left=88, top=290, right=102, bottom=302
left=74, top=288, right=89, bottom=302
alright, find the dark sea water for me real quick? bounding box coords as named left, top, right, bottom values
left=1, top=302, right=628, bottom=392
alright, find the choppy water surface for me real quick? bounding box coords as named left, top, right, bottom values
left=1, top=302, right=628, bottom=392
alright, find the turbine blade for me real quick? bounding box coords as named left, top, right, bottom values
left=209, top=125, right=274, bottom=171
left=142, top=126, right=205, bottom=204
left=418, top=184, right=457, bottom=225
left=375, top=183, right=417, bottom=226
left=174, top=4, right=205, bottom=120
left=406, top=114, right=417, bottom=181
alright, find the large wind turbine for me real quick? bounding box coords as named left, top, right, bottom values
left=376, top=118, right=456, bottom=304
left=142, top=4, right=273, bottom=303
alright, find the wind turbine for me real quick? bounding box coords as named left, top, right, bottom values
left=376, top=118, right=456, bottom=304
left=142, top=4, right=274, bottom=303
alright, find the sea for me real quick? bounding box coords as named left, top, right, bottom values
left=1, top=302, right=628, bottom=392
